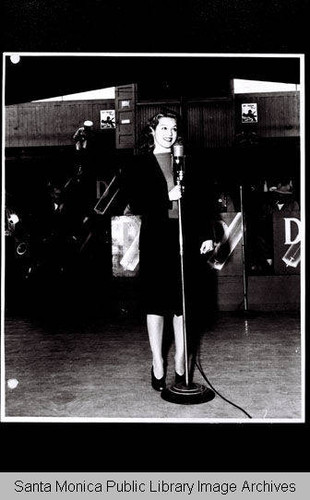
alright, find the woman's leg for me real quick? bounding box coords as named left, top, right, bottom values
left=173, top=314, right=185, bottom=376
left=146, top=314, right=165, bottom=379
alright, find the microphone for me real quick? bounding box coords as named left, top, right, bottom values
left=173, top=141, right=185, bottom=185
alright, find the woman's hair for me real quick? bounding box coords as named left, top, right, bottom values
left=137, top=109, right=182, bottom=154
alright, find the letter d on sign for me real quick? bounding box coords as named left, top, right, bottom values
left=284, top=218, right=301, bottom=245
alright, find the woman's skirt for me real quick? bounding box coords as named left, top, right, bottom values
left=139, top=218, right=183, bottom=316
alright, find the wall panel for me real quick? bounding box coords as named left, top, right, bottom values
left=187, top=99, right=234, bottom=148
left=5, top=99, right=115, bottom=148
left=235, top=92, right=299, bottom=138
left=5, top=92, right=300, bottom=149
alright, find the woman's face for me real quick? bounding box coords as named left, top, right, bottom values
left=151, top=117, right=178, bottom=153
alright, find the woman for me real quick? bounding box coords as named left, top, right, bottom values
left=123, top=110, right=213, bottom=391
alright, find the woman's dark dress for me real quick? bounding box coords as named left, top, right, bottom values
left=122, top=152, right=214, bottom=318
left=123, top=153, right=182, bottom=316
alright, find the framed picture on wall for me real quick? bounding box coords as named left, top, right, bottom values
left=100, top=109, right=115, bottom=129
left=241, top=102, right=258, bottom=123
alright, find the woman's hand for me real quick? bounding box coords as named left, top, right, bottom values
left=168, top=185, right=182, bottom=201
left=200, top=239, right=214, bottom=254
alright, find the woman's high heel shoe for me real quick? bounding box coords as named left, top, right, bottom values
left=175, top=371, right=186, bottom=385
left=151, top=367, right=166, bottom=392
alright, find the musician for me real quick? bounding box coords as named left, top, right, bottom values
left=73, top=120, right=94, bottom=151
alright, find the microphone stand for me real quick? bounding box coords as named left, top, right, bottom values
left=161, top=151, right=215, bottom=405
left=239, top=184, right=249, bottom=312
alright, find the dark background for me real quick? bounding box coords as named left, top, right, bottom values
left=1, top=0, right=309, bottom=475
left=4, top=55, right=301, bottom=105
left=2, top=0, right=309, bottom=54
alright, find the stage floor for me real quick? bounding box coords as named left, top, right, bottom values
left=3, top=311, right=302, bottom=422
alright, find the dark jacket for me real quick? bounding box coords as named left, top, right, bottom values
left=121, top=152, right=214, bottom=242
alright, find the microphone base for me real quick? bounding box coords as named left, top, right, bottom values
left=161, top=382, right=215, bottom=405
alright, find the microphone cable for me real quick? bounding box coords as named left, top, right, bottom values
left=195, top=351, right=253, bottom=419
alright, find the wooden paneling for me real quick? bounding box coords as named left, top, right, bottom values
left=235, top=92, right=300, bottom=138
left=5, top=92, right=300, bottom=149
left=217, top=275, right=300, bottom=311
left=5, top=99, right=115, bottom=148
left=187, top=99, right=234, bottom=148
left=247, top=275, right=300, bottom=311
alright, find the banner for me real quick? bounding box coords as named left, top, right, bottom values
left=111, top=215, right=141, bottom=277
left=273, top=211, right=300, bottom=274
